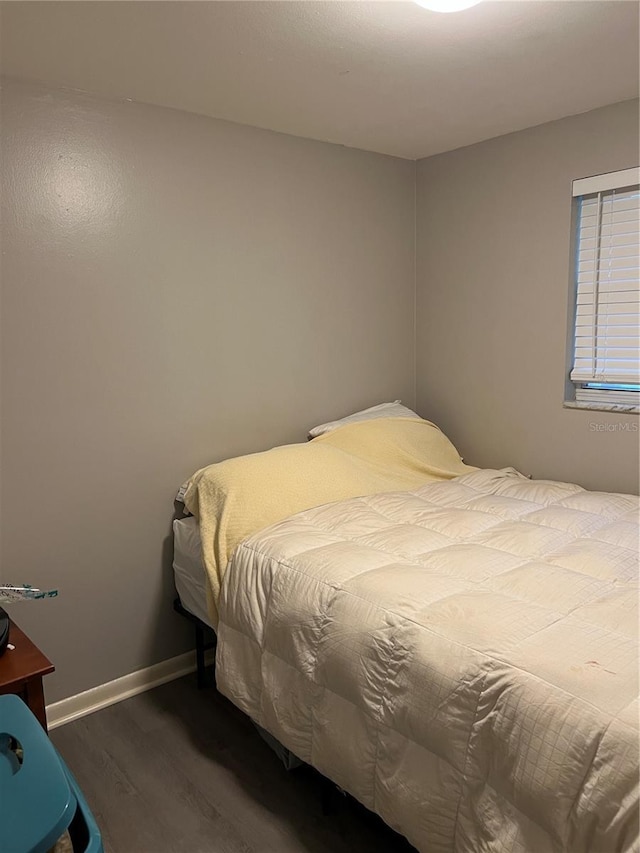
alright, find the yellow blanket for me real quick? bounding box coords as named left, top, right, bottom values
left=183, top=417, right=475, bottom=627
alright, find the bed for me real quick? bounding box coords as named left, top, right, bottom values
left=174, top=415, right=639, bottom=853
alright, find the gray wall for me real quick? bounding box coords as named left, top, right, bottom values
left=416, top=100, right=639, bottom=495
left=0, top=79, right=416, bottom=702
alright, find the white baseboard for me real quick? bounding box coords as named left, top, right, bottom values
left=46, top=648, right=212, bottom=730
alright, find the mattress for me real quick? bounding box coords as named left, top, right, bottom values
left=172, top=516, right=212, bottom=628
left=216, top=468, right=639, bottom=853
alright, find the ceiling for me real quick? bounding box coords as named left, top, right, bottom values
left=1, top=1, right=638, bottom=160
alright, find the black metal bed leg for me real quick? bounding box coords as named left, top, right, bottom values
left=173, top=597, right=216, bottom=689
left=195, top=622, right=207, bottom=689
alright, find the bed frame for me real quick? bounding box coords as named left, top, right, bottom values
left=172, top=597, right=217, bottom=688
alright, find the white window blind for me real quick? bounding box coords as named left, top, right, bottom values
left=570, top=169, right=640, bottom=394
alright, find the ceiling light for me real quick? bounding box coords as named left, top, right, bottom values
left=414, top=0, right=482, bottom=12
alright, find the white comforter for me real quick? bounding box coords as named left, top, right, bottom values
left=216, top=469, right=639, bottom=853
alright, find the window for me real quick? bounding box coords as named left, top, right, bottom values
left=567, top=167, right=640, bottom=412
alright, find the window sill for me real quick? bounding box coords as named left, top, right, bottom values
left=564, top=400, right=640, bottom=414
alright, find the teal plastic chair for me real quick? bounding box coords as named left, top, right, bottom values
left=0, top=694, right=103, bottom=853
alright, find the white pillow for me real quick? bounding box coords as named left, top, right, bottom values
left=308, top=401, right=421, bottom=439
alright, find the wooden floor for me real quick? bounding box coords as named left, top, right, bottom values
left=51, top=674, right=417, bottom=853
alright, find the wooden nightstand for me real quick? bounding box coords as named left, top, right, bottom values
left=0, top=618, right=54, bottom=731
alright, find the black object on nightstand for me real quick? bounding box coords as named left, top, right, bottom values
left=0, top=608, right=9, bottom=657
